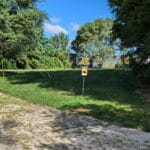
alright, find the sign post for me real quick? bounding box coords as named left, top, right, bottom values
left=82, top=76, right=85, bottom=95
left=80, top=57, right=89, bottom=95
left=81, top=67, right=88, bottom=95
left=124, top=56, right=129, bottom=71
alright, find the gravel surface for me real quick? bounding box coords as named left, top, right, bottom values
left=0, top=93, right=150, bottom=150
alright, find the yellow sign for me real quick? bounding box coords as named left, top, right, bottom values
left=124, top=56, right=129, bottom=64
left=81, top=58, right=89, bottom=66
left=81, top=67, right=88, bottom=76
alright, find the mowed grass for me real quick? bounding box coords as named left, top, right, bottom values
left=0, top=69, right=149, bottom=131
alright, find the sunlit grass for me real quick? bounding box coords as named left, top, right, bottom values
left=0, top=69, right=149, bottom=131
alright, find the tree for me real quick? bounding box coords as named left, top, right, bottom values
left=38, top=35, right=71, bottom=69
left=109, top=0, right=150, bottom=84
left=71, top=18, right=115, bottom=62
left=0, top=0, right=46, bottom=68
left=49, top=32, right=69, bottom=51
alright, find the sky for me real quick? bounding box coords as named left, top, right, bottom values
left=37, top=0, right=112, bottom=41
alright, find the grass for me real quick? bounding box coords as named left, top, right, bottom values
left=0, top=92, right=27, bottom=109
left=0, top=69, right=149, bottom=131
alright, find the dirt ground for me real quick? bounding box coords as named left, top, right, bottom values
left=0, top=93, right=150, bottom=150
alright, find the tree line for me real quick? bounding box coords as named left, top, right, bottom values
left=0, top=0, right=116, bottom=70
left=0, top=0, right=149, bottom=84
left=0, top=0, right=71, bottom=69
left=109, top=0, right=150, bottom=84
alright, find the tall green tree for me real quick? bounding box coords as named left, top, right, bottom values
left=49, top=32, right=69, bottom=51
left=0, top=0, right=46, bottom=68
left=71, top=18, right=115, bottom=61
left=109, top=0, right=150, bottom=83
left=38, top=35, right=71, bottom=69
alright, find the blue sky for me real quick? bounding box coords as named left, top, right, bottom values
left=37, top=0, right=112, bottom=40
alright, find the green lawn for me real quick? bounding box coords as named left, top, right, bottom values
left=0, top=69, right=149, bottom=131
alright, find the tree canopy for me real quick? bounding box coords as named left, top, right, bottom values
left=37, top=34, right=71, bottom=69
left=49, top=32, right=69, bottom=51
left=0, top=0, right=46, bottom=68
left=71, top=18, right=115, bottom=61
left=109, top=0, right=150, bottom=83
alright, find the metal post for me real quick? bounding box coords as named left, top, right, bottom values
left=82, top=76, right=85, bottom=95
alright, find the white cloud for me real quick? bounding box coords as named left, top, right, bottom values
left=44, top=22, right=68, bottom=35
left=51, top=17, right=61, bottom=24
left=70, top=22, right=80, bottom=31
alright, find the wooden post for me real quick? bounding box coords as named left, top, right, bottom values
left=2, top=59, right=4, bottom=78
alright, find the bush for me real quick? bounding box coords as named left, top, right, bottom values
left=136, top=64, right=150, bottom=85
left=115, top=60, right=124, bottom=68
left=0, top=59, right=17, bottom=69
left=29, top=59, right=40, bottom=69
left=6, top=59, right=17, bottom=69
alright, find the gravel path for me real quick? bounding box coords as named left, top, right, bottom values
left=0, top=93, right=150, bottom=150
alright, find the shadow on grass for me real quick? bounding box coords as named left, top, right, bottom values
left=60, top=103, right=150, bottom=132
left=1, top=69, right=140, bottom=104
left=1, top=69, right=150, bottom=131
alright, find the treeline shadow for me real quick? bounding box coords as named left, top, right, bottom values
left=60, top=103, right=150, bottom=132
left=2, top=69, right=140, bottom=105
left=1, top=69, right=150, bottom=131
